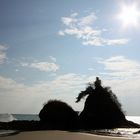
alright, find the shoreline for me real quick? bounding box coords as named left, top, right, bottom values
left=0, top=130, right=140, bottom=140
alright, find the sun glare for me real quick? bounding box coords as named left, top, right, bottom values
left=117, top=3, right=140, bottom=28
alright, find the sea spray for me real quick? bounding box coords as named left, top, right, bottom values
left=0, top=114, right=16, bottom=122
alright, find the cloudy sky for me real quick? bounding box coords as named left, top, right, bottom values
left=0, top=0, right=140, bottom=115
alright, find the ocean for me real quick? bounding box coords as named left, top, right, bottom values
left=0, top=114, right=140, bottom=138
left=0, top=114, right=39, bottom=122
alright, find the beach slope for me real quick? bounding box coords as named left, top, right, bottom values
left=0, top=131, right=139, bottom=140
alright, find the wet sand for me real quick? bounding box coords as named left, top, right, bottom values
left=0, top=130, right=139, bottom=140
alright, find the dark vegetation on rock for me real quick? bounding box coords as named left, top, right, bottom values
left=76, top=77, right=126, bottom=128
left=39, top=100, right=79, bottom=129
left=0, top=77, right=140, bottom=131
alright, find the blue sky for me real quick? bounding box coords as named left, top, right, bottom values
left=0, top=0, right=140, bottom=115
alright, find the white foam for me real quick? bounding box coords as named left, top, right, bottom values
left=0, top=113, right=17, bottom=122
left=126, top=116, right=140, bottom=124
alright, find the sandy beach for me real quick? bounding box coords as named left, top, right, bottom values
left=0, top=131, right=139, bottom=140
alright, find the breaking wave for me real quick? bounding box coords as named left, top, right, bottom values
left=0, top=114, right=17, bottom=122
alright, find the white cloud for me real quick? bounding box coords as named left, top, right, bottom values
left=105, top=39, right=129, bottom=46
left=0, top=45, right=7, bottom=52
left=83, top=38, right=128, bottom=46
left=21, top=61, right=59, bottom=72
left=0, top=76, right=40, bottom=113
left=99, top=56, right=139, bottom=71
left=49, top=56, right=56, bottom=62
left=30, top=62, right=59, bottom=72
left=0, top=74, right=90, bottom=113
left=62, top=12, right=96, bottom=27
left=59, top=12, right=129, bottom=46
left=50, top=73, right=87, bottom=90
left=0, top=45, right=8, bottom=64
left=79, top=12, right=97, bottom=26
left=0, top=72, right=140, bottom=115
left=62, top=17, right=77, bottom=26
left=98, top=56, right=140, bottom=78
left=71, top=12, right=78, bottom=17
left=58, top=30, right=65, bottom=36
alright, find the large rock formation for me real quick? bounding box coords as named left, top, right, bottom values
left=39, top=100, right=79, bottom=129
left=76, top=77, right=126, bottom=129
left=0, top=78, right=139, bottom=131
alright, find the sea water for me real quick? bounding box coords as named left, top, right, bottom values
left=0, top=114, right=139, bottom=123
left=126, top=116, right=140, bottom=124
left=91, top=116, right=140, bottom=138
left=0, top=114, right=39, bottom=136
left=0, top=114, right=39, bottom=122
left=12, top=114, right=39, bottom=121
left=0, top=114, right=140, bottom=138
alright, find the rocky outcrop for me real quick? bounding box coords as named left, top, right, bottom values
left=76, top=77, right=126, bottom=129
left=0, top=78, right=140, bottom=131
left=39, top=100, right=79, bottom=129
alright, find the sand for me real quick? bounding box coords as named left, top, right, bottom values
left=0, top=130, right=139, bottom=140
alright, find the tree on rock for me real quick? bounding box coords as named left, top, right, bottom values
left=39, top=100, right=79, bottom=129
left=76, top=77, right=126, bottom=129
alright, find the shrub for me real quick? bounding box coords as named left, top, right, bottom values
left=39, top=100, right=79, bottom=129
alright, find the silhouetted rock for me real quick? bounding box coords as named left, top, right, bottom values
left=0, top=121, right=41, bottom=131
left=76, top=77, right=126, bottom=129
left=0, top=78, right=140, bottom=131
left=39, top=100, right=79, bottom=129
